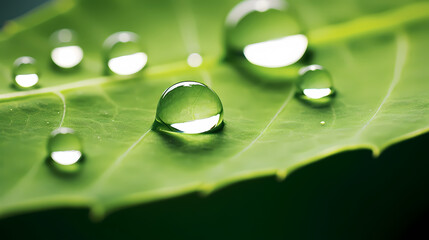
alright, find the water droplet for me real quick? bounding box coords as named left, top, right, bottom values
left=320, top=121, right=326, bottom=126
left=154, top=81, right=224, bottom=134
left=103, top=31, right=148, bottom=75
left=50, top=29, right=84, bottom=69
left=48, top=127, right=83, bottom=166
left=187, top=53, right=203, bottom=68
left=297, top=64, right=335, bottom=105
left=225, top=0, right=308, bottom=80
left=12, top=56, right=39, bottom=89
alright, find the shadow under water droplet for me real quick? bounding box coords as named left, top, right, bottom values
left=10, top=82, right=41, bottom=91
left=224, top=49, right=314, bottom=85
left=45, top=155, right=85, bottom=178
left=295, top=91, right=336, bottom=108
left=152, top=121, right=225, bottom=154
left=224, top=58, right=295, bottom=90
left=50, top=59, right=82, bottom=73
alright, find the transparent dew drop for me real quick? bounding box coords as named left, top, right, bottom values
left=48, top=127, right=83, bottom=166
left=103, top=31, right=148, bottom=75
left=12, top=56, right=39, bottom=89
left=225, top=0, right=308, bottom=81
left=154, top=81, right=224, bottom=134
left=50, top=29, right=84, bottom=69
left=297, top=64, right=335, bottom=106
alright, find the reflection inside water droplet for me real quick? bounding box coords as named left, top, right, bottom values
left=225, top=0, right=308, bottom=81
left=12, top=56, right=39, bottom=89
left=51, top=46, right=83, bottom=69
left=297, top=64, right=335, bottom=105
left=170, top=114, right=221, bottom=134
left=154, top=81, right=224, bottom=134
left=303, top=88, right=333, bottom=99
left=243, top=34, right=307, bottom=68
left=50, top=29, right=83, bottom=69
left=108, top=52, right=147, bottom=75
left=50, top=150, right=82, bottom=165
left=104, top=31, right=148, bottom=75
left=187, top=53, right=203, bottom=68
left=48, top=127, right=83, bottom=166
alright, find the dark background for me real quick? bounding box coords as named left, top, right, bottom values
left=1, top=133, right=428, bottom=239
left=0, top=0, right=49, bottom=27
left=1, top=1, right=429, bottom=239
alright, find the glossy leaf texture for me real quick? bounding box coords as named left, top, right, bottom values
left=0, top=0, right=428, bottom=219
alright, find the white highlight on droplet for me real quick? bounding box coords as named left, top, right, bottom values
left=226, top=0, right=286, bottom=26
left=108, top=52, right=148, bottom=75
left=170, top=114, right=221, bottom=134
left=51, top=150, right=82, bottom=165
left=51, top=45, right=83, bottom=68
left=255, top=0, right=270, bottom=12
left=163, top=81, right=205, bottom=96
left=303, top=88, right=332, bottom=99
left=15, top=74, right=39, bottom=88
left=243, top=34, right=308, bottom=68
left=56, top=29, right=73, bottom=43
left=299, top=64, right=323, bottom=75
left=187, top=53, right=203, bottom=68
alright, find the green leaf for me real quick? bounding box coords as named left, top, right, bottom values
left=0, top=0, right=428, bottom=219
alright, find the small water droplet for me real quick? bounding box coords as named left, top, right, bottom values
left=104, top=31, right=148, bottom=75
left=187, top=53, right=203, bottom=68
left=50, top=29, right=84, bottom=69
left=225, top=0, right=308, bottom=81
left=297, top=64, right=335, bottom=106
left=320, top=121, right=326, bottom=126
left=48, top=127, right=83, bottom=166
left=12, top=56, right=39, bottom=89
left=154, top=81, right=224, bottom=134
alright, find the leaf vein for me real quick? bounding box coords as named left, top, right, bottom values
left=89, top=129, right=152, bottom=190
left=232, top=87, right=295, bottom=159
left=53, top=91, right=66, bottom=128
left=356, top=31, right=408, bottom=136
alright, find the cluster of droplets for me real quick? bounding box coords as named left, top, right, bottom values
left=11, top=0, right=338, bottom=170
left=12, top=29, right=149, bottom=89
left=225, top=0, right=336, bottom=105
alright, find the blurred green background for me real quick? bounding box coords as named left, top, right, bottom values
left=1, top=1, right=428, bottom=239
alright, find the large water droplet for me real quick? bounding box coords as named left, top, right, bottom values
left=48, top=127, right=83, bottom=166
left=225, top=0, right=308, bottom=81
left=154, top=81, right=224, bottom=134
left=297, top=64, right=335, bottom=105
left=103, top=31, right=148, bottom=75
left=50, top=29, right=84, bottom=69
left=12, top=56, right=39, bottom=89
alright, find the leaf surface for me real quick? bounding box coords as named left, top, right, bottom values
left=0, top=0, right=428, bottom=218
